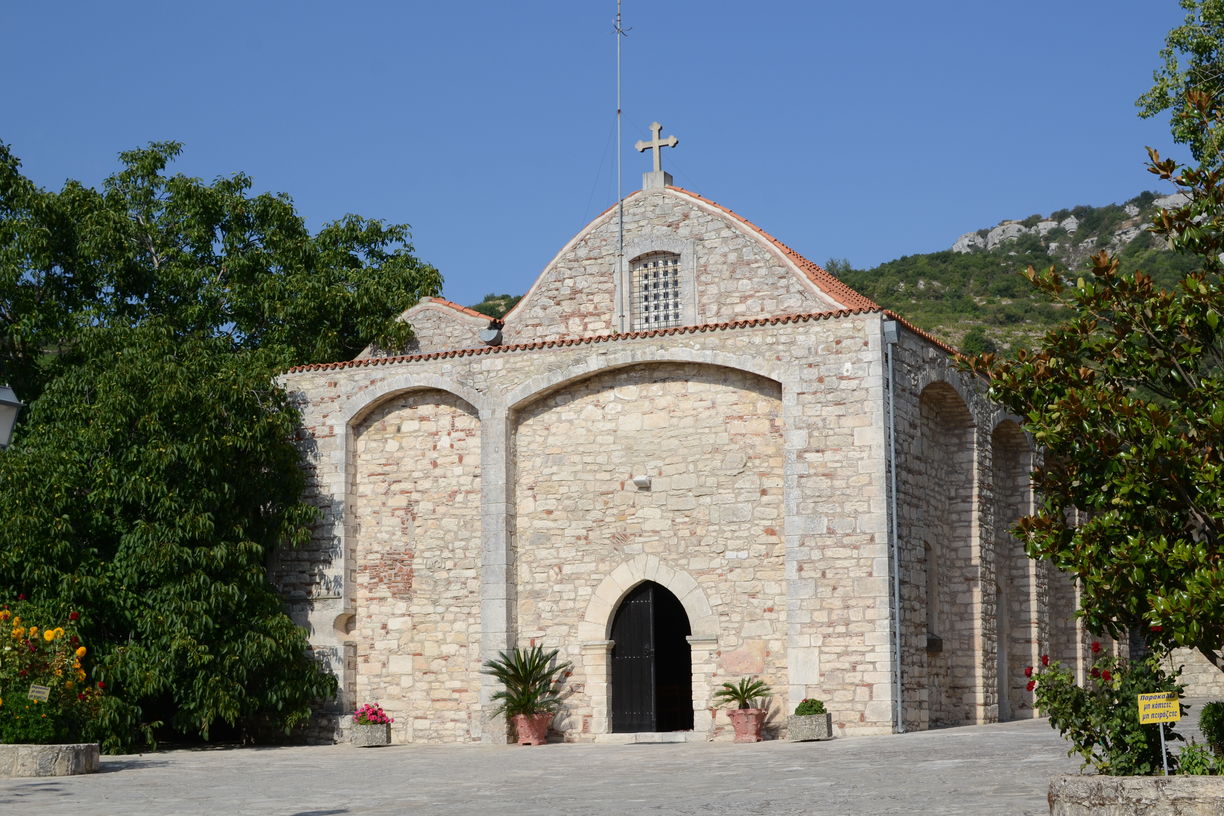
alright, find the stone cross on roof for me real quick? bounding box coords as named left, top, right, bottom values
left=635, top=121, right=678, bottom=190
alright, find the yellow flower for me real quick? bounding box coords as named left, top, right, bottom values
left=53, top=627, right=64, bottom=638
left=54, top=669, right=63, bottom=677
left=28, top=626, right=37, bottom=638
left=0, top=610, right=9, bottom=621
left=10, top=627, right=22, bottom=639
left=43, top=629, right=55, bottom=642
left=64, top=680, right=74, bottom=690
left=12, top=616, right=20, bottom=625
left=75, top=646, right=86, bottom=658
left=76, top=671, right=85, bottom=682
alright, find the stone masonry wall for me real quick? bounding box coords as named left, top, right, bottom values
left=349, top=390, right=482, bottom=742
left=501, top=188, right=840, bottom=345
left=512, top=363, right=787, bottom=739
left=992, top=421, right=1039, bottom=720
left=277, top=310, right=898, bottom=742
left=888, top=330, right=1040, bottom=731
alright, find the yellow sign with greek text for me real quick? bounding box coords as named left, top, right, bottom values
left=1137, top=692, right=1180, bottom=724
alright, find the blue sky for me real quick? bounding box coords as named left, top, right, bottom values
left=1, top=1, right=1190, bottom=309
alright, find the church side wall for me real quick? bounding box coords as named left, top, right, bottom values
left=890, top=332, right=1003, bottom=730
left=1176, top=648, right=1224, bottom=698
left=512, top=363, right=787, bottom=740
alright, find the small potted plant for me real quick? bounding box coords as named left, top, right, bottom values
left=788, top=697, right=833, bottom=741
left=712, top=677, right=771, bottom=743
left=351, top=702, right=394, bottom=747
left=481, top=644, right=571, bottom=745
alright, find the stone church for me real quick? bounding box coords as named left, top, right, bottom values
left=275, top=124, right=1089, bottom=744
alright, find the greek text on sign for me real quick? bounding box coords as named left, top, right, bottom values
left=1137, top=692, right=1181, bottom=724
left=27, top=684, right=50, bottom=703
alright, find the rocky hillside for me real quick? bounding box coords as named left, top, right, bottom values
left=836, top=191, right=1199, bottom=353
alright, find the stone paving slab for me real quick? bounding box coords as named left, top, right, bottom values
left=0, top=718, right=1100, bottom=816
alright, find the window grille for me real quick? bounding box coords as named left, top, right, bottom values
left=630, top=252, right=681, bottom=331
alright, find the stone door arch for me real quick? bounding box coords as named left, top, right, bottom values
left=578, top=555, right=719, bottom=737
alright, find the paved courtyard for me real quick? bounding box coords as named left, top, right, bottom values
left=0, top=717, right=1101, bottom=816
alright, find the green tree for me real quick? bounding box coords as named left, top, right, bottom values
left=0, top=142, right=442, bottom=750
left=965, top=92, right=1224, bottom=673
left=1138, top=0, right=1224, bottom=161
left=0, top=141, right=441, bottom=403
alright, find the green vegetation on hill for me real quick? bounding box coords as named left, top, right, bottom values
left=836, top=192, right=1199, bottom=352
left=469, top=292, right=522, bottom=319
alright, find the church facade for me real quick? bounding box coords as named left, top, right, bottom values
left=275, top=131, right=1084, bottom=743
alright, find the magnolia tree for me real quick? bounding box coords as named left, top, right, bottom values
left=966, top=84, right=1224, bottom=672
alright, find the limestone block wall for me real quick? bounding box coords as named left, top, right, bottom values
left=349, top=390, right=482, bottom=742
left=1176, top=648, right=1224, bottom=698
left=891, top=332, right=1003, bottom=730
left=277, top=310, right=897, bottom=743
left=501, top=188, right=840, bottom=345
left=359, top=299, right=491, bottom=358
left=511, top=362, right=787, bottom=739
left=992, top=420, right=1040, bottom=721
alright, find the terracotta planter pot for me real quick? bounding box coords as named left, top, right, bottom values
left=727, top=708, right=766, bottom=743
left=512, top=712, right=554, bottom=746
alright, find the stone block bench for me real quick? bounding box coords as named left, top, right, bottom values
left=0, top=743, right=100, bottom=777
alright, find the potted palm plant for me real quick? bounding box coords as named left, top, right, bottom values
left=481, top=644, right=571, bottom=745
left=712, top=677, right=771, bottom=743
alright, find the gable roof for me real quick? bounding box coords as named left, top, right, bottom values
left=667, top=186, right=879, bottom=312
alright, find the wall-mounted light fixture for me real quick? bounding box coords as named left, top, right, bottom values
left=631, top=474, right=651, bottom=490
left=0, top=385, right=23, bottom=449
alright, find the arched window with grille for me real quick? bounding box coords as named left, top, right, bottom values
left=630, top=251, right=682, bottom=331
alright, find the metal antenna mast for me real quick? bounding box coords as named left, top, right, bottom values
left=615, top=0, right=628, bottom=328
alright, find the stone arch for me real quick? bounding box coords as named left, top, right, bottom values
left=914, top=380, right=978, bottom=728
left=576, top=556, right=720, bottom=738
left=339, top=373, right=489, bottom=428
left=991, top=419, right=1036, bottom=720
left=506, top=347, right=784, bottom=414
left=578, top=555, right=718, bottom=642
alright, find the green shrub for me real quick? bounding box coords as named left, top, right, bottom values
left=794, top=698, right=826, bottom=716
left=1179, top=740, right=1218, bottom=774
left=1199, top=701, right=1224, bottom=756
left=1027, top=646, right=1183, bottom=775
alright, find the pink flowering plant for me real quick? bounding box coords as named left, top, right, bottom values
left=353, top=702, right=393, bottom=726
left=1025, top=643, right=1183, bottom=775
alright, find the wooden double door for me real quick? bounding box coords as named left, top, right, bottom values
left=610, top=581, right=694, bottom=732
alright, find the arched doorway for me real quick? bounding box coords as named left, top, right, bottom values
left=610, top=581, right=693, bottom=732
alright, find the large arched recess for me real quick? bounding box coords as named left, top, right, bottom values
left=909, top=381, right=977, bottom=728
left=512, top=358, right=785, bottom=738
left=345, top=385, right=483, bottom=743
left=992, top=419, right=1036, bottom=720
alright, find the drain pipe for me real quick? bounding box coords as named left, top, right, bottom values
left=882, top=318, right=905, bottom=733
